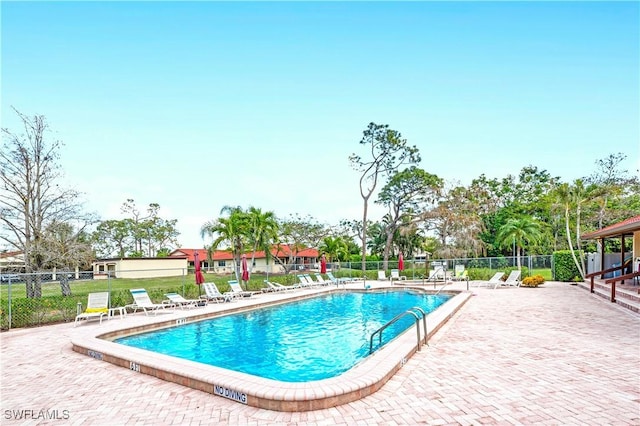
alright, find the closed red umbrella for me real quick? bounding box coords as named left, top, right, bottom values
left=194, top=250, right=205, bottom=296
left=241, top=254, right=249, bottom=282
left=320, top=254, right=327, bottom=274
left=398, top=252, right=404, bottom=271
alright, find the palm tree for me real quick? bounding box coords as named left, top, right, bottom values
left=200, top=206, right=247, bottom=281
left=319, top=236, right=349, bottom=262
left=366, top=222, right=386, bottom=258
left=246, top=207, right=279, bottom=276
left=554, top=180, right=598, bottom=279
left=495, top=217, right=542, bottom=271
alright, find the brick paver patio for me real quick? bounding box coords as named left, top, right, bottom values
left=1, top=281, right=639, bottom=425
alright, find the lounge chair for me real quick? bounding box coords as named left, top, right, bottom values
left=451, top=265, right=469, bottom=282
left=377, top=270, right=388, bottom=281
left=165, top=292, right=203, bottom=309
left=424, top=267, right=446, bottom=282
left=74, top=292, right=109, bottom=327
left=313, top=273, right=330, bottom=286
left=303, top=274, right=321, bottom=287
left=296, top=274, right=313, bottom=288
left=326, top=272, right=347, bottom=287
left=200, top=282, right=233, bottom=302
left=262, top=279, right=289, bottom=292
left=228, top=280, right=253, bottom=297
left=127, top=288, right=174, bottom=315
left=475, top=272, right=505, bottom=288
left=502, top=270, right=522, bottom=287
left=390, top=269, right=406, bottom=283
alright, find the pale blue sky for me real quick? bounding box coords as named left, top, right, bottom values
left=2, top=1, right=638, bottom=249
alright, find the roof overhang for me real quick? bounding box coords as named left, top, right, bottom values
left=581, top=215, right=640, bottom=240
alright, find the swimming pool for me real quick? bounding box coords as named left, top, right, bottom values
left=72, top=285, right=471, bottom=411
left=114, top=290, right=450, bottom=382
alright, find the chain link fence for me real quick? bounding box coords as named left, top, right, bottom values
left=1, top=255, right=553, bottom=330
left=0, top=269, right=189, bottom=330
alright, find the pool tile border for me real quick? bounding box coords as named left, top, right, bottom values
left=71, top=285, right=471, bottom=411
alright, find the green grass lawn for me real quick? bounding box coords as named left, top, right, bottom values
left=0, top=267, right=555, bottom=329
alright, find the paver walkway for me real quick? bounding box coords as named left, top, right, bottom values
left=1, top=281, right=639, bottom=425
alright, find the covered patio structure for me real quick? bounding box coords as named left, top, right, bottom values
left=582, top=215, right=640, bottom=301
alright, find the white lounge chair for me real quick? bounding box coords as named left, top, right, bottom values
left=228, top=280, right=253, bottom=297
left=74, top=292, right=109, bottom=327
left=502, top=270, right=522, bottom=287
left=424, top=267, right=446, bottom=282
left=200, top=282, right=233, bottom=302
left=128, top=288, right=174, bottom=315
left=296, top=274, right=314, bottom=288
left=377, top=270, right=388, bottom=281
left=262, top=279, right=290, bottom=292
left=390, top=269, right=406, bottom=283
left=164, top=292, right=202, bottom=309
left=303, top=274, right=320, bottom=287
left=313, top=273, right=330, bottom=286
left=474, top=272, right=505, bottom=288
left=326, top=272, right=347, bottom=287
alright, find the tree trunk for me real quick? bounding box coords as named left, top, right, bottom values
left=564, top=205, right=584, bottom=279
left=25, top=277, right=35, bottom=298
left=33, top=276, right=42, bottom=298
left=361, top=198, right=369, bottom=281
left=382, top=228, right=394, bottom=271
left=60, top=273, right=72, bottom=297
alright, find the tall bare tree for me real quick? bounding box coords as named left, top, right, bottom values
left=1, top=108, right=94, bottom=297
left=349, top=122, right=420, bottom=279
left=40, top=220, right=94, bottom=296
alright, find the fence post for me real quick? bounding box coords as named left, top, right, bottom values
left=7, top=280, right=12, bottom=330
left=107, top=271, right=112, bottom=309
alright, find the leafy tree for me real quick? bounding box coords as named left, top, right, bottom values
left=586, top=152, right=636, bottom=229
left=319, top=236, right=349, bottom=262
left=349, top=122, right=420, bottom=279
left=276, top=214, right=327, bottom=273
left=423, top=182, right=485, bottom=259
left=0, top=108, right=95, bottom=298
left=394, top=216, right=426, bottom=259
left=119, top=199, right=179, bottom=257
left=495, top=217, right=543, bottom=271
left=92, top=200, right=179, bottom=258
left=144, top=216, right=180, bottom=257
left=92, top=219, right=134, bottom=257
left=376, top=166, right=442, bottom=269
left=337, top=219, right=371, bottom=256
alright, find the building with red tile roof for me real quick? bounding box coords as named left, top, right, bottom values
left=169, top=245, right=320, bottom=274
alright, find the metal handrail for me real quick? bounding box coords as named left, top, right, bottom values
left=410, top=307, right=428, bottom=346
left=369, top=306, right=427, bottom=354
left=435, top=281, right=451, bottom=295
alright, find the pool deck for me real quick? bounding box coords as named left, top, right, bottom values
left=2, top=280, right=639, bottom=425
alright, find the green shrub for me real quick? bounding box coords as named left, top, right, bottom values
left=553, top=250, right=583, bottom=281
left=468, top=268, right=495, bottom=281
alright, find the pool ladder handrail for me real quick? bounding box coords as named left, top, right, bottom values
left=369, top=306, right=427, bottom=354
left=435, top=281, right=451, bottom=295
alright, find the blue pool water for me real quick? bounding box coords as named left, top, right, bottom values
left=115, top=290, right=450, bottom=382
